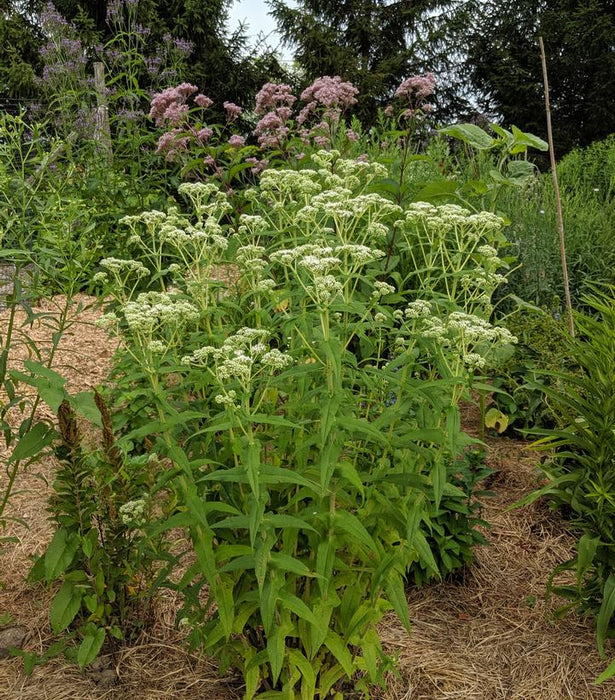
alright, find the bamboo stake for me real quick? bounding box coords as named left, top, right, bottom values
left=539, top=36, right=574, bottom=336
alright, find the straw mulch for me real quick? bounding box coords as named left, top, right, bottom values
left=1, top=298, right=612, bottom=699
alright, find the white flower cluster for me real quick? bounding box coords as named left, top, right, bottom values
left=459, top=268, right=507, bottom=292
left=119, top=498, right=147, bottom=527
left=182, top=327, right=294, bottom=385
left=404, top=299, right=432, bottom=318
left=123, top=291, right=199, bottom=335
left=236, top=244, right=267, bottom=274
left=95, top=312, right=119, bottom=329
left=259, top=169, right=323, bottom=201
left=99, top=257, right=150, bottom=279
left=298, top=253, right=339, bottom=274
left=365, top=222, right=389, bottom=244
left=397, top=203, right=505, bottom=240
left=335, top=156, right=388, bottom=183
left=255, top=278, right=276, bottom=292
left=270, top=243, right=333, bottom=267
left=178, top=182, right=232, bottom=219
left=309, top=275, right=343, bottom=304
left=334, top=244, right=385, bottom=265
left=237, top=215, right=269, bottom=236
left=372, top=281, right=396, bottom=298
left=215, top=390, right=238, bottom=407
left=463, top=353, right=487, bottom=370
left=446, top=311, right=516, bottom=344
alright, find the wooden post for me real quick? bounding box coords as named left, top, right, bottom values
left=539, top=36, right=574, bottom=336
left=93, top=61, right=113, bottom=163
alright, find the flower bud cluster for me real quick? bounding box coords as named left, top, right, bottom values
left=123, top=291, right=199, bottom=335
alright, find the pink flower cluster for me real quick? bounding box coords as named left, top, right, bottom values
left=149, top=83, right=199, bottom=126
left=223, top=101, right=243, bottom=121
left=155, top=129, right=190, bottom=161
left=300, top=75, right=358, bottom=109
left=395, top=73, right=436, bottom=101
left=195, top=94, right=213, bottom=109
left=294, top=76, right=359, bottom=147
left=253, top=82, right=296, bottom=149
left=254, top=82, right=296, bottom=116
left=387, top=73, right=437, bottom=121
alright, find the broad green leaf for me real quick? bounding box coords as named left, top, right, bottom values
left=439, top=123, right=494, bottom=149
left=511, top=125, right=549, bottom=152
left=77, top=627, right=105, bottom=667
left=44, top=529, right=79, bottom=582
left=484, top=407, right=509, bottom=434
left=70, top=392, right=102, bottom=427
left=507, top=160, right=536, bottom=179
left=9, top=421, right=55, bottom=463
left=50, top=580, right=83, bottom=634
left=413, top=179, right=458, bottom=202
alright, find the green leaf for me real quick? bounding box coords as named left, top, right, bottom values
left=77, top=627, right=105, bottom=667
left=265, top=514, right=316, bottom=532
left=507, top=160, right=536, bottom=179
left=576, top=534, right=599, bottom=582
left=384, top=572, right=411, bottom=633
left=9, top=421, right=55, bottom=463
left=510, top=125, right=549, bottom=152
left=596, top=656, right=615, bottom=684
left=324, top=630, right=354, bottom=678
left=414, top=531, right=440, bottom=578
left=50, top=580, right=83, bottom=634
left=267, top=623, right=288, bottom=685
left=484, top=407, right=509, bottom=434
left=44, top=529, right=79, bottom=582
left=216, top=576, right=235, bottom=639
left=334, top=511, right=377, bottom=553
left=597, top=574, right=615, bottom=657
left=439, top=123, right=494, bottom=149
left=413, top=179, right=458, bottom=202
left=287, top=649, right=317, bottom=700
left=70, top=392, right=102, bottom=427
left=270, top=553, right=311, bottom=577
left=278, top=590, right=319, bottom=627
left=244, top=648, right=261, bottom=700
left=432, top=457, right=445, bottom=510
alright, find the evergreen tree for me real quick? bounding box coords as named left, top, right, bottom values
left=457, top=0, right=615, bottom=154
left=0, top=1, right=43, bottom=100
left=268, top=0, right=452, bottom=119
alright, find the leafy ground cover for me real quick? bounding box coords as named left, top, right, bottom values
left=0, top=299, right=612, bottom=698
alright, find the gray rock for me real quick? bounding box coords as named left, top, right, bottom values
left=0, top=626, right=28, bottom=658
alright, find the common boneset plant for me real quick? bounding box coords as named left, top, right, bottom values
left=86, top=151, right=513, bottom=694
